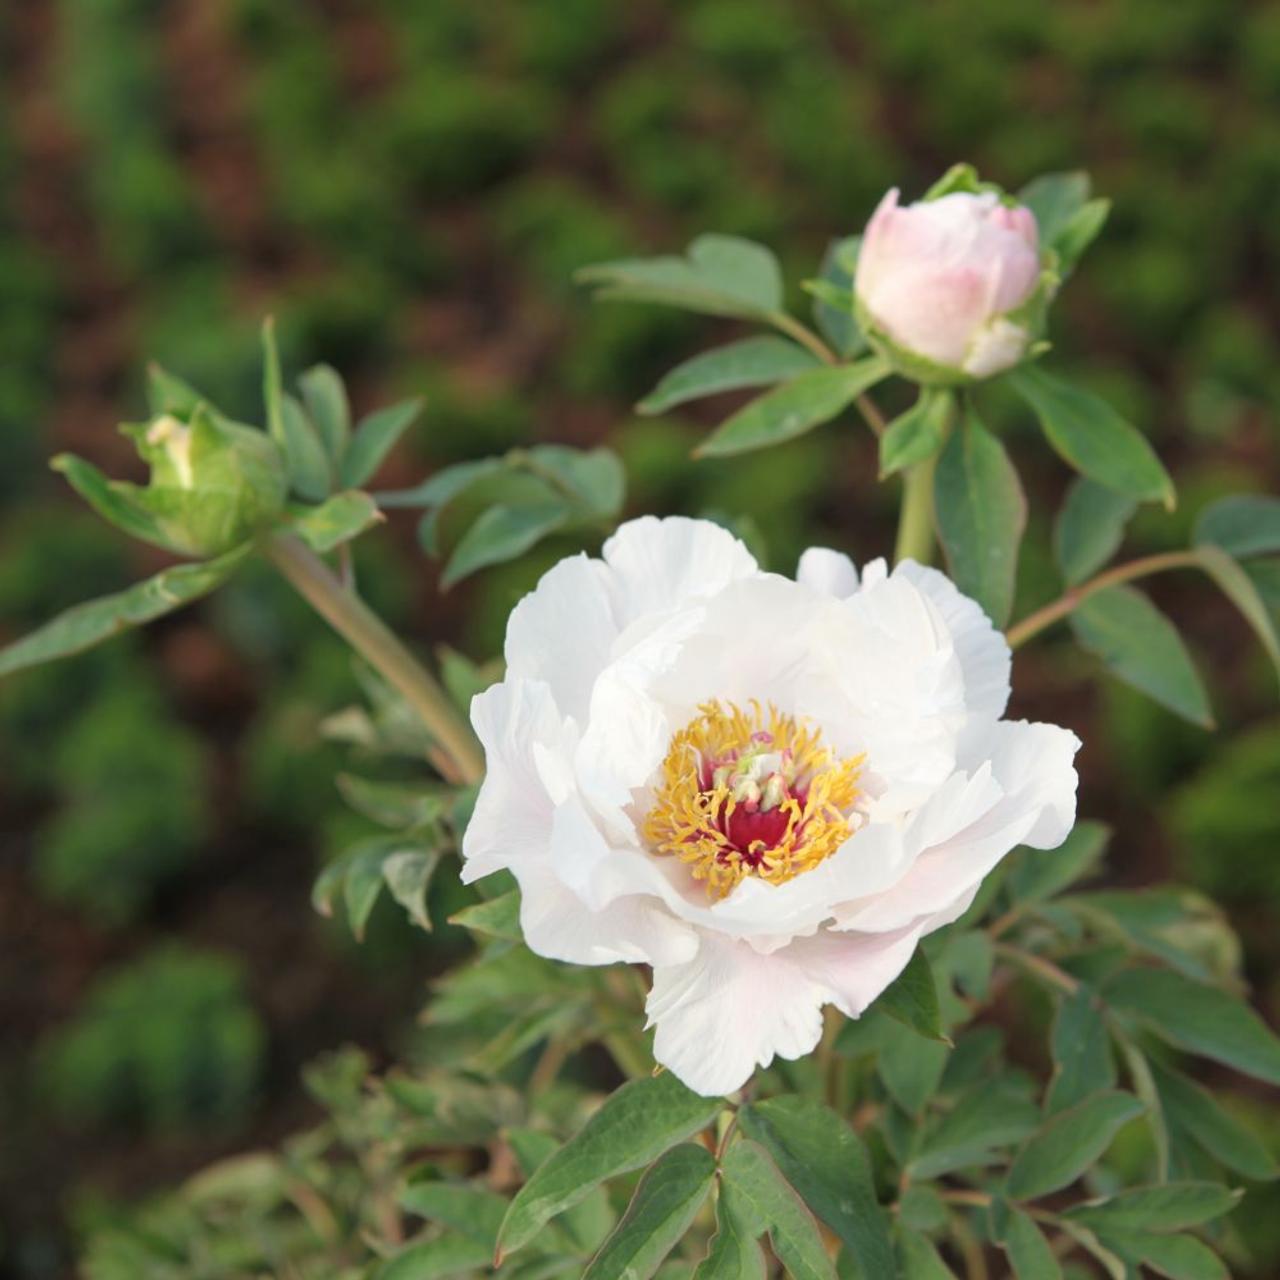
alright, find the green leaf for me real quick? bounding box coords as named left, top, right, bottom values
left=383, top=848, right=440, bottom=931
left=342, top=842, right=393, bottom=940
left=1194, top=543, right=1280, bottom=688
left=1069, top=586, right=1213, bottom=728
left=146, top=362, right=204, bottom=417
left=1047, top=985, right=1116, bottom=1114
left=812, top=235, right=865, bottom=358
left=693, top=1182, right=767, bottom=1280
left=933, top=409, right=1026, bottom=626
left=1103, top=967, right=1280, bottom=1085
left=1009, top=820, right=1110, bottom=904
left=577, top=234, right=783, bottom=320
left=1193, top=494, right=1280, bottom=559
left=1150, top=1063, right=1278, bottom=1180
left=879, top=389, right=953, bottom=478
left=50, top=453, right=171, bottom=551
left=291, top=491, right=383, bottom=552
left=397, top=1183, right=508, bottom=1245
left=449, top=890, right=523, bottom=942
left=342, top=398, right=423, bottom=489
left=376, top=457, right=505, bottom=510
left=1095, top=1229, right=1227, bottom=1280
left=1066, top=1182, right=1241, bottom=1234
left=496, top=1073, right=723, bottom=1260
left=441, top=501, right=570, bottom=588
left=877, top=947, right=945, bottom=1043
left=374, top=1232, right=491, bottom=1280
left=280, top=393, right=333, bottom=502
left=1007, top=364, right=1174, bottom=506
left=638, top=337, right=820, bottom=415
left=1001, top=1206, right=1062, bottom=1280
left=695, top=358, right=889, bottom=458
left=335, top=775, right=451, bottom=828
left=717, top=1140, right=836, bottom=1280
left=1006, top=1091, right=1144, bottom=1199
left=898, top=1227, right=958, bottom=1279
left=738, top=1096, right=893, bottom=1279
left=1018, top=172, right=1109, bottom=270
left=909, top=1082, right=1041, bottom=1180
left=581, top=1144, right=715, bottom=1280
left=519, top=444, right=626, bottom=520
left=1054, top=478, right=1136, bottom=585
left=298, top=364, right=351, bottom=462
left=0, top=547, right=250, bottom=678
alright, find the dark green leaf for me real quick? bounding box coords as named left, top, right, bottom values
left=1009, top=820, right=1110, bottom=904
left=1047, top=985, right=1116, bottom=1114
left=1104, top=968, right=1280, bottom=1085
left=1006, top=1091, right=1144, bottom=1199
left=812, top=235, right=865, bottom=358
left=1001, top=1206, right=1062, bottom=1280
left=449, top=891, right=523, bottom=943
left=1096, top=1229, right=1227, bottom=1280
left=280, top=393, right=333, bottom=502
left=879, top=1018, right=950, bottom=1113
left=879, top=389, right=953, bottom=478
left=335, top=775, right=451, bottom=828
left=291, top=491, right=383, bottom=552
left=577, top=234, right=783, bottom=320
left=383, top=848, right=441, bottom=931
left=374, top=1232, right=491, bottom=1280
left=581, top=1144, right=715, bottom=1280
left=877, top=947, right=945, bottom=1043
left=639, top=337, right=820, bottom=415
left=1193, top=494, right=1280, bottom=559
left=375, top=458, right=505, bottom=510
left=1194, top=543, right=1280, bottom=688
left=496, top=1073, right=723, bottom=1260
left=397, top=1183, right=508, bottom=1245
left=1151, top=1063, right=1278, bottom=1180
left=1007, top=365, right=1174, bottom=506
left=693, top=1181, right=766, bottom=1280
left=718, top=1140, right=836, bottom=1280
left=298, top=364, right=351, bottom=462
left=519, top=445, right=626, bottom=520
left=933, top=409, right=1026, bottom=626
left=1066, top=1182, right=1241, bottom=1234
left=0, top=547, right=250, bottom=678
left=695, top=358, right=889, bottom=458
left=738, top=1096, right=893, bottom=1278
left=909, top=1083, right=1041, bottom=1180
left=898, top=1228, right=957, bottom=1278
left=1070, top=586, right=1213, bottom=728
left=341, top=398, right=423, bottom=489
left=1054, top=478, right=1136, bottom=585
left=441, top=502, right=569, bottom=588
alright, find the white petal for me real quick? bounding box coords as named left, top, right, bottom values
left=785, top=926, right=924, bottom=1018
left=504, top=553, right=618, bottom=723
left=602, top=516, right=758, bottom=626
left=797, top=547, right=860, bottom=599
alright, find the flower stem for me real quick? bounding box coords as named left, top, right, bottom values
left=262, top=532, right=485, bottom=785
left=1004, top=548, right=1204, bottom=649
left=895, top=454, right=938, bottom=565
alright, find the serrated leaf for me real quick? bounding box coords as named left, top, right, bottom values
left=441, top=501, right=569, bottom=588
left=1150, top=1063, right=1278, bottom=1180
left=1103, top=967, right=1280, bottom=1085
left=1066, top=1183, right=1241, bottom=1234
left=877, top=947, right=945, bottom=1042
left=639, top=337, right=820, bottom=415
left=342, top=398, right=423, bottom=489
left=1009, top=820, right=1111, bottom=904
left=717, top=1140, right=836, bottom=1280
left=738, top=1096, right=893, bottom=1279
left=1047, top=985, right=1116, bottom=1114
left=812, top=235, right=865, bottom=358
left=0, top=546, right=250, bottom=678
left=1006, top=1091, right=1144, bottom=1199
left=581, top=1144, right=715, bottom=1280
left=449, top=891, right=523, bottom=942
left=1007, top=364, right=1174, bottom=506
left=909, top=1083, right=1041, bottom=1180
left=577, top=234, right=782, bottom=320
left=291, top=490, right=383, bottom=552
left=496, top=1073, right=723, bottom=1260
left=933, top=408, right=1026, bottom=626
left=695, top=358, right=889, bottom=458
left=1054, top=478, right=1136, bottom=585
left=1070, top=586, right=1213, bottom=728
left=1001, top=1206, right=1062, bottom=1280
left=299, top=364, right=351, bottom=462
left=1194, top=543, right=1280, bottom=688
left=1193, top=494, right=1280, bottom=559
left=880, top=388, right=953, bottom=478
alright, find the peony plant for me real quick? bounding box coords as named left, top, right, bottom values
left=6, top=165, right=1280, bottom=1278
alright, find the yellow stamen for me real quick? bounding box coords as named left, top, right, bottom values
left=642, top=699, right=864, bottom=899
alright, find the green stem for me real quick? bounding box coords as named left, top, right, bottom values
left=263, top=532, right=485, bottom=785
left=895, top=454, right=938, bottom=565
left=1004, top=548, right=1203, bottom=649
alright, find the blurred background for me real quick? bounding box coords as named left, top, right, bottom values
left=2, top=1, right=1280, bottom=1275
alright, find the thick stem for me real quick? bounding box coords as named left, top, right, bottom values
left=1005, top=549, right=1203, bottom=650
left=895, top=454, right=938, bottom=565
left=263, top=532, right=485, bottom=785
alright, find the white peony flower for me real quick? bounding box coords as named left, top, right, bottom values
left=462, top=517, right=1079, bottom=1096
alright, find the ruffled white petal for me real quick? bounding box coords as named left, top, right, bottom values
left=797, top=546, right=860, bottom=599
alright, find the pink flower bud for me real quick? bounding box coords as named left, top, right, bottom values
left=855, top=188, right=1043, bottom=380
